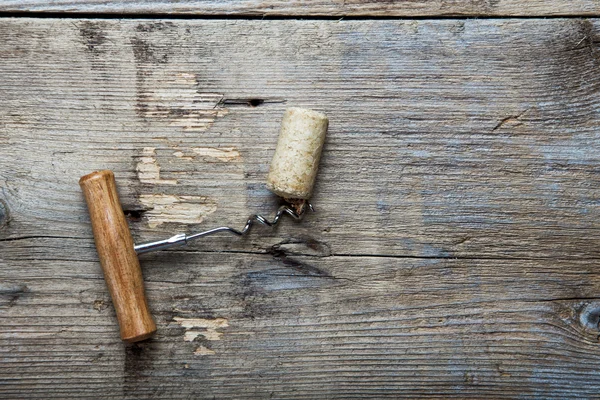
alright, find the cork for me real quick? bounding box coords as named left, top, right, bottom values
left=266, top=107, right=328, bottom=200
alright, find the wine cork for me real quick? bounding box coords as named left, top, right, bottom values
left=266, top=107, right=328, bottom=200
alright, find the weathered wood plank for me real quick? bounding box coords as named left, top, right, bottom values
left=1, top=18, right=599, bottom=260
left=2, top=246, right=600, bottom=398
left=0, top=0, right=599, bottom=17
left=1, top=18, right=600, bottom=398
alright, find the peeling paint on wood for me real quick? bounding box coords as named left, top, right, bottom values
left=173, top=151, right=194, bottom=160
left=173, top=317, right=229, bottom=341
left=136, top=147, right=178, bottom=185
left=172, top=147, right=243, bottom=162
left=135, top=69, right=228, bottom=131
left=194, top=345, right=216, bottom=356
left=191, top=147, right=241, bottom=162
left=139, top=194, right=217, bottom=228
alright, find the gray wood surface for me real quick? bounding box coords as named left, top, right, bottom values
left=0, top=0, right=599, bottom=17
left=1, top=17, right=600, bottom=398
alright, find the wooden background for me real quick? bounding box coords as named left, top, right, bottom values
left=1, top=1, right=600, bottom=399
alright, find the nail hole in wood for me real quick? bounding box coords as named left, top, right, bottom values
left=123, top=209, right=146, bottom=222
left=248, top=99, right=264, bottom=107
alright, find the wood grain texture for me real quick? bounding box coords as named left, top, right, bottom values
left=0, top=17, right=600, bottom=398
left=0, top=0, right=600, bottom=17
left=0, top=0, right=599, bottom=17
left=79, top=170, right=156, bottom=342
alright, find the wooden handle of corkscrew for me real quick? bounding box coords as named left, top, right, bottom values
left=79, top=170, right=156, bottom=342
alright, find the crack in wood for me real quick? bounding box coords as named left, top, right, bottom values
left=220, top=98, right=286, bottom=107
left=0, top=235, right=89, bottom=242
left=491, top=108, right=532, bottom=131
left=5, top=234, right=600, bottom=262
left=269, top=246, right=334, bottom=278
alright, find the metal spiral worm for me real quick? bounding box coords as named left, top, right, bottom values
left=134, top=202, right=313, bottom=254
left=233, top=202, right=314, bottom=235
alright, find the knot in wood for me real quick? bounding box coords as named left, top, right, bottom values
left=579, top=302, right=600, bottom=331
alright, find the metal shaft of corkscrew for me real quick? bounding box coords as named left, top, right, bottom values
left=134, top=203, right=314, bottom=255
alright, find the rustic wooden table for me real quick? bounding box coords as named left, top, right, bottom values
left=1, top=1, right=600, bottom=399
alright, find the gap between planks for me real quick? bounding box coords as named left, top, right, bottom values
left=0, top=12, right=599, bottom=20
left=3, top=234, right=600, bottom=263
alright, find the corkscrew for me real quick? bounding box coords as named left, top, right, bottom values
left=134, top=202, right=314, bottom=254
left=79, top=108, right=328, bottom=342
